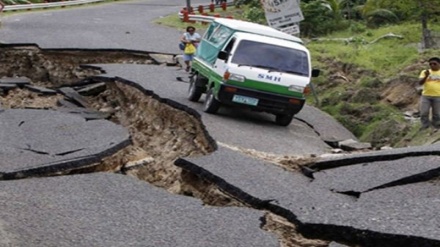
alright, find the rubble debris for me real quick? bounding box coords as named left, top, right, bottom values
left=57, top=87, right=90, bottom=108
left=0, top=76, right=31, bottom=86
left=339, top=139, right=372, bottom=151
left=24, top=85, right=57, bottom=95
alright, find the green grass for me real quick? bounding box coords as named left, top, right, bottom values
left=153, top=5, right=246, bottom=31
left=308, top=21, right=440, bottom=79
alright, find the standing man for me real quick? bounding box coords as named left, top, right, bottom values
left=419, top=57, right=440, bottom=130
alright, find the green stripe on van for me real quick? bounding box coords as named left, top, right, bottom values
left=225, top=79, right=304, bottom=98
left=192, top=59, right=304, bottom=99
left=192, top=59, right=211, bottom=76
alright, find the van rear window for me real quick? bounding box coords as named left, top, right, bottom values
left=231, top=40, right=309, bottom=76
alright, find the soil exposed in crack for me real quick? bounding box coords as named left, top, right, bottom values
left=92, top=79, right=217, bottom=193
left=0, top=45, right=357, bottom=247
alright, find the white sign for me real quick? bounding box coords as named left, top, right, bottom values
left=261, top=0, right=304, bottom=29
left=279, top=23, right=300, bottom=35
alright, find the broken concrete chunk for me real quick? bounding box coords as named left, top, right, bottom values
left=175, top=54, right=186, bottom=68
left=339, top=139, right=372, bottom=151
left=57, top=87, right=89, bottom=108
left=323, top=137, right=342, bottom=148
left=78, top=64, right=105, bottom=72
left=57, top=107, right=111, bottom=120
left=328, top=242, right=351, bottom=247
left=380, top=146, right=393, bottom=150
left=124, top=156, right=154, bottom=170
left=0, top=83, right=18, bottom=90
left=76, top=82, right=106, bottom=96
left=149, top=54, right=177, bottom=65
left=339, top=139, right=357, bottom=145
left=0, top=76, right=31, bottom=86
left=99, top=106, right=116, bottom=114
left=331, top=148, right=344, bottom=153
left=25, top=85, right=57, bottom=95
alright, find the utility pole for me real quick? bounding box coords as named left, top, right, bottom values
left=186, top=0, right=191, bottom=12
left=0, top=0, right=4, bottom=14
left=418, top=0, right=433, bottom=49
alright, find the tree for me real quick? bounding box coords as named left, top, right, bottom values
left=357, top=0, right=439, bottom=48
left=319, top=0, right=348, bottom=21
left=417, top=0, right=440, bottom=49
left=300, top=0, right=340, bottom=37
left=356, top=0, right=398, bottom=27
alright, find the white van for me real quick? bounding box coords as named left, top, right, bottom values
left=188, top=18, right=319, bottom=126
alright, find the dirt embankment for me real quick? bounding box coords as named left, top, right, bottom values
left=314, top=57, right=434, bottom=148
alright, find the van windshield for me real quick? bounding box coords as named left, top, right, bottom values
left=231, top=40, right=309, bottom=76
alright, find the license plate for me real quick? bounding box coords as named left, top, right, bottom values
left=232, top=95, right=259, bottom=106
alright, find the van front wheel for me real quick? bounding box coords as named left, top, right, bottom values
left=204, top=88, right=220, bottom=113
left=188, top=75, right=203, bottom=102
left=275, top=113, right=294, bottom=126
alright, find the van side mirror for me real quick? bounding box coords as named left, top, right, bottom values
left=311, top=69, right=320, bottom=77
left=218, top=51, right=228, bottom=60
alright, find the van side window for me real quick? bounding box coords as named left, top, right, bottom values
left=203, top=22, right=218, bottom=40
left=224, top=38, right=235, bottom=54
left=208, top=25, right=234, bottom=47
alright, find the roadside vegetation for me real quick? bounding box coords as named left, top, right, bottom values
left=156, top=0, right=440, bottom=148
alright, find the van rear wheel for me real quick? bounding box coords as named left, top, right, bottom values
left=275, top=113, right=294, bottom=126
left=204, top=88, right=220, bottom=113
left=188, top=75, right=204, bottom=102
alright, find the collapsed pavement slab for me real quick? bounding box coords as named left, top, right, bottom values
left=0, top=173, right=278, bottom=247
left=296, top=105, right=358, bottom=144
left=176, top=146, right=349, bottom=213
left=0, top=109, right=131, bottom=179
left=310, top=142, right=440, bottom=171
left=175, top=147, right=348, bottom=237
left=302, top=181, right=440, bottom=246
left=175, top=146, right=440, bottom=246
left=311, top=156, right=440, bottom=193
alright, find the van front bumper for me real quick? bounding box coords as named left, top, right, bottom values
left=217, top=84, right=305, bottom=115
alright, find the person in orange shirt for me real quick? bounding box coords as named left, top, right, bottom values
left=419, top=57, right=440, bottom=130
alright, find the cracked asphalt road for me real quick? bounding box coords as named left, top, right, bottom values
left=0, top=0, right=439, bottom=246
